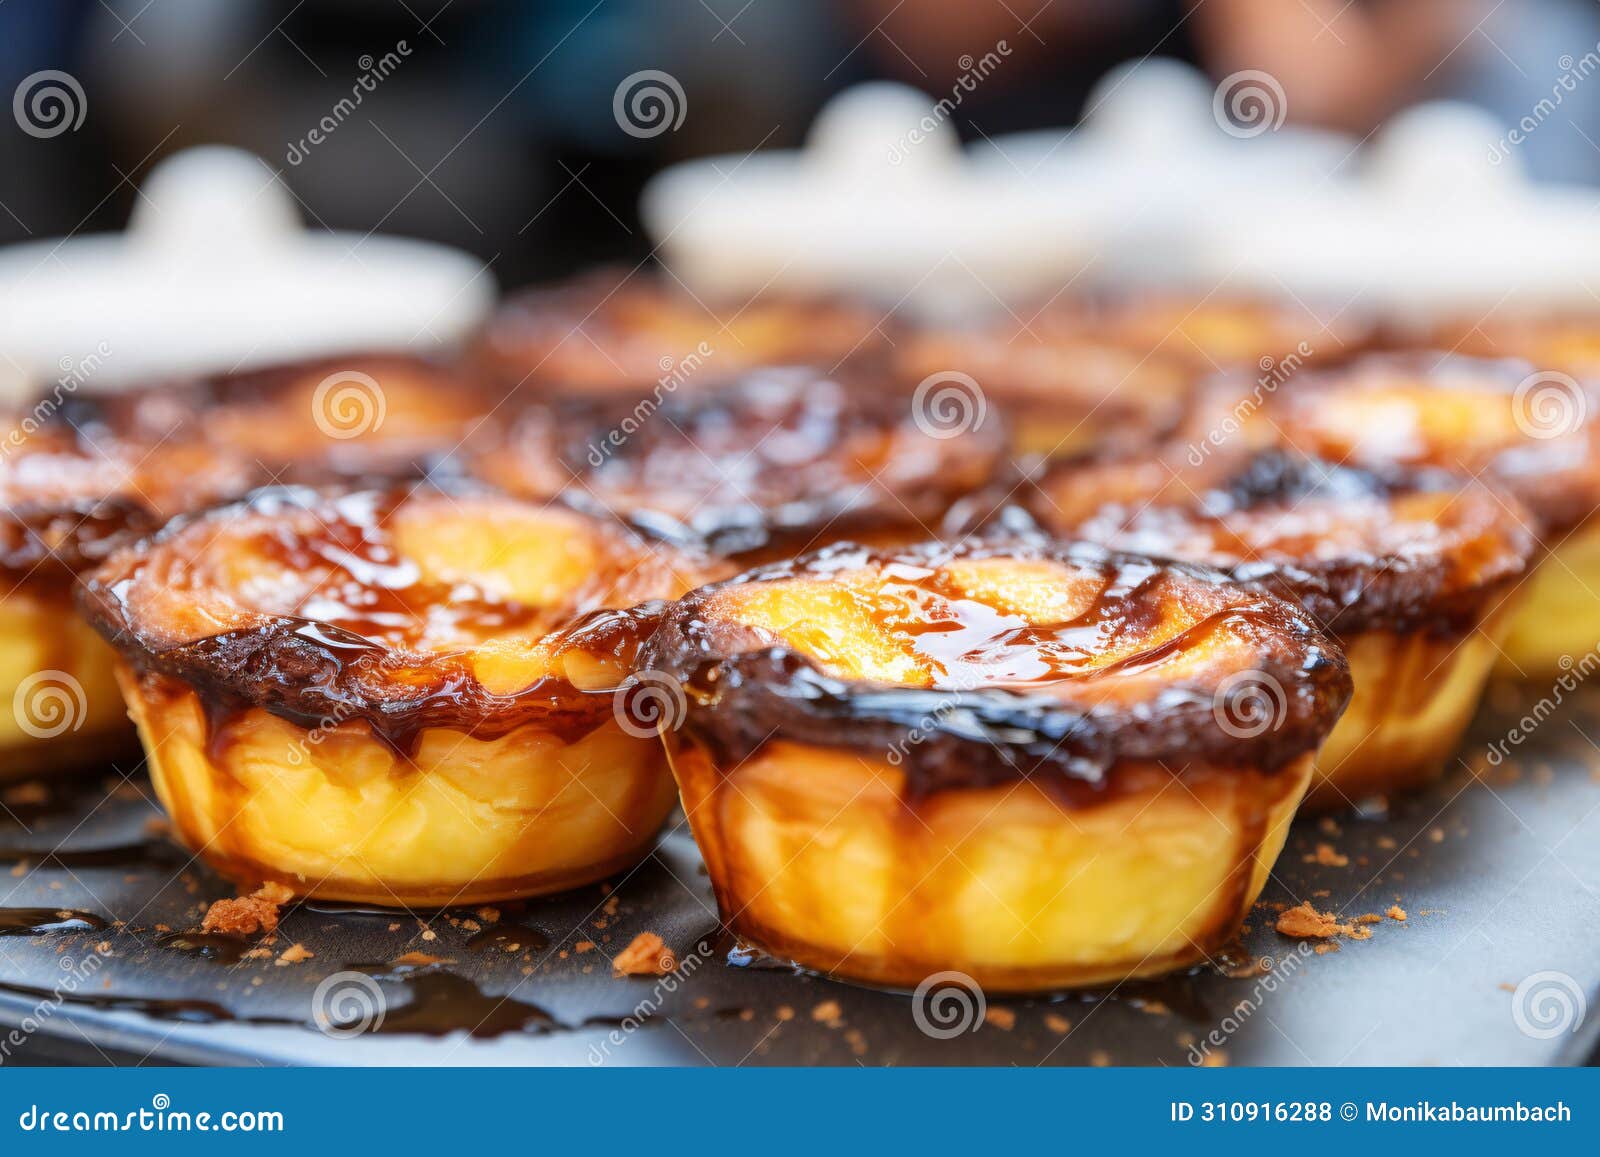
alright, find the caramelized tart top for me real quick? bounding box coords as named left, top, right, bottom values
left=2, top=354, right=498, bottom=590
left=470, top=269, right=889, bottom=395
left=80, top=484, right=725, bottom=748
left=1049, top=451, right=1536, bottom=637
left=1186, top=353, right=1600, bottom=536
left=646, top=537, right=1352, bottom=799
left=468, top=367, right=1010, bottom=560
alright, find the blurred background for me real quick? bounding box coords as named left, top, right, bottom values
left=3, top=0, right=1600, bottom=293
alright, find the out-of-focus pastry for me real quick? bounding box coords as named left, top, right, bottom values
left=80, top=484, right=725, bottom=905
left=469, top=269, right=890, bottom=397
left=895, top=293, right=1370, bottom=459
left=1181, top=353, right=1600, bottom=678
left=647, top=538, right=1351, bottom=990
left=468, top=366, right=1009, bottom=563
left=0, top=353, right=497, bottom=776
left=1033, top=450, right=1536, bottom=806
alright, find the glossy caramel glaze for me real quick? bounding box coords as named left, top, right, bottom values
left=467, top=366, right=1011, bottom=561
left=646, top=537, right=1352, bottom=803
left=469, top=269, right=891, bottom=396
left=79, top=483, right=724, bottom=754
left=1039, top=451, right=1537, bottom=638
left=1184, top=353, right=1600, bottom=537
left=2, top=353, right=498, bottom=593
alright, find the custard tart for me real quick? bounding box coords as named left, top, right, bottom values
left=79, top=484, right=724, bottom=905
left=0, top=354, right=495, bottom=775
left=646, top=538, right=1352, bottom=990
left=896, top=294, right=1367, bottom=460
left=468, top=366, right=1010, bottom=563
left=1035, top=451, right=1536, bottom=806
left=1417, top=312, right=1600, bottom=378
left=471, top=269, right=889, bottom=396
left=1186, top=353, right=1600, bottom=678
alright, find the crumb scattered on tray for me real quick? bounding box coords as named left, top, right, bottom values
left=984, top=1006, right=1016, bottom=1031
left=1387, top=905, right=1408, bottom=922
left=1305, top=843, right=1348, bottom=867
left=612, top=931, right=677, bottom=976
left=275, top=943, right=314, bottom=966
left=201, top=881, right=293, bottom=935
left=1274, top=901, right=1373, bottom=941
left=812, top=1000, right=842, bottom=1024
left=1045, top=1013, right=1072, bottom=1035
left=392, top=951, right=447, bottom=968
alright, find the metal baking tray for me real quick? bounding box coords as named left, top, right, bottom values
left=3, top=680, right=1598, bottom=1067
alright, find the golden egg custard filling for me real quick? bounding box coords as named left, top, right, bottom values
left=469, top=367, right=1009, bottom=563
left=645, top=538, right=1352, bottom=991
left=1038, top=452, right=1536, bottom=807
left=1187, top=354, right=1600, bottom=679
left=79, top=484, right=724, bottom=906
left=470, top=269, right=890, bottom=396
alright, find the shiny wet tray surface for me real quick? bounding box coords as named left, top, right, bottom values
left=1, top=681, right=1598, bottom=1067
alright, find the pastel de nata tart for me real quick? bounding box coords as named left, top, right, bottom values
left=1187, top=353, right=1600, bottom=679
left=646, top=538, right=1352, bottom=991
left=1035, top=451, right=1536, bottom=807
left=0, top=354, right=498, bottom=776
left=894, top=293, right=1369, bottom=460
left=1081, top=293, right=1374, bottom=374
left=468, top=366, right=1010, bottom=563
left=1416, top=312, right=1600, bottom=378
left=79, top=483, right=726, bottom=906
left=893, top=316, right=1197, bottom=458
left=469, top=268, right=891, bottom=396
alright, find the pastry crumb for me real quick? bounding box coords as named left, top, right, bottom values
left=274, top=942, right=314, bottom=966
left=1386, top=905, right=1408, bottom=922
left=612, top=931, right=677, bottom=976
left=984, top=1006, right=1016, bottom=1031
left=812, top=1000, right=843, bottom=1024
left=1275, top=901, right=1356, bottom=940
left=201, top=881, right=294, bottom=935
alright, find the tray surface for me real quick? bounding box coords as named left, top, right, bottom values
left=2, top=680, right=1598, bottom=1067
